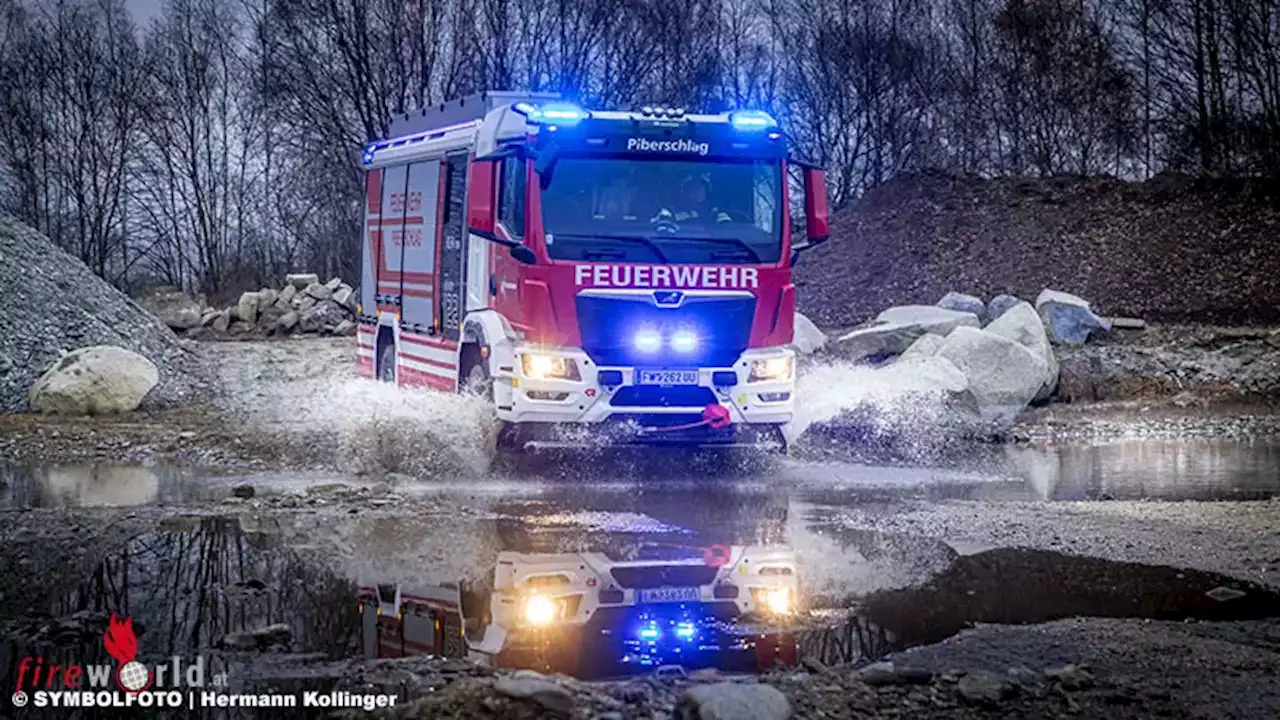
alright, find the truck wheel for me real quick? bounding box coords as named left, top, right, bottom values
left=376, top=342, right=396, bottom=383
left=462, top=355, right=493, bottom=401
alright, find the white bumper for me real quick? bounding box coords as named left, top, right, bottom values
left=493, top=346, right=795, bottom=427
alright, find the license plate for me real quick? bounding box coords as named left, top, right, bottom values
left=637, top=586, right=702, bottom=604
left=638, top=369, right=699, bottom=385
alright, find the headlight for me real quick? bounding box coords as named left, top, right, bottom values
left=523, top=595, right=560, bottom=626
left=521, top=353, right=581, bottom=380
left=748, top=356, right=793, bottom=382
left=752, top=587, right=793, bottom=615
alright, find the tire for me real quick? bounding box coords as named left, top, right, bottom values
left=376, top=341, right=396, bottom=383
left=461, top=352, right=493, bottom=402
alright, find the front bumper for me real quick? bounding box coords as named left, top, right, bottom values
left=493, top=346, right=796, bottom=445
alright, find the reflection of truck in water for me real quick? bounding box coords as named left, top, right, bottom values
left=358, top=545, right=799, bottom=677
left=356, top=91, right=831, bottom=453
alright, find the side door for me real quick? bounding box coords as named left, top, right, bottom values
left=359, top=170, right=381, bottom=320
left=438, top=153, right=469, bottom=342
left=399, top=159, right=442, bottom=334
left=377, top=164, right=409, bottom=315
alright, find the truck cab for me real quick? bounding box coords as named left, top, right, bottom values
left=356, top=93, right=829, bottom=452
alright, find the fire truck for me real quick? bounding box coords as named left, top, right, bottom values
left=358, top=545, right=800, bottom=677
left=355, top=91, right=830, bottom=452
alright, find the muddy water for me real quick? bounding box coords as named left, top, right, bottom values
left=3, top=437, right=1280, bottom=685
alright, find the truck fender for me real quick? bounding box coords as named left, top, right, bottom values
left=461, top=310, right=518, bottom=405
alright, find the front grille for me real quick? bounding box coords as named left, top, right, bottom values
left=610, top=565, right=720, bottom=589
left=611, top=385, right=717, bottom=408
left=576, top=293, right=755, bottom=367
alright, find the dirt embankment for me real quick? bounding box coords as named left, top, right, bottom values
left=796, top=173, right=1280, bottom=328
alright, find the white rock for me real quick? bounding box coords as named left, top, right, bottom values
left=493, top=676, right=574, bottom=714
left=988, top=294, right=1022, bottom=322
left=277, top=284, right=298, bottom=307
left=1035, top=289, right=1112, bottom=345
left=984, top=301, right=1058, bottom=401
left=211, top=311, right=231, bottom=333
left=900, top=333, right=945, bottom=361
left=257, top=288, right=278, bottom=309
left=936, top=326, right=1047, bottom=429
left=324, top=277, right=343, bottom=291
left=299, top=300, right=346, bottom=333
left=304, top=282, right=332, bottom=301
left=333, top=319, right=356, bottom=336
left=331, top=285, right=355, bottom=310
left=792, top=312, right=826, bottom=355
left=680, top=682, right=792, bottom=720
left=285, top=273, right=318, bottom=289
left=937, top=292, right=986, bottom=321
left=233, top=292, right=260, bottom=324
left=28, top=346, right=159, bottom=415
left=277, top=311, right=299, bottom=332
left=875, top=305, right=981, bottom=335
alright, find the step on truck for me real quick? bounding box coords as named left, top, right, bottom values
left=356, top=91, right=830, bottom=452
left=358, top=545, right=800, bottom=677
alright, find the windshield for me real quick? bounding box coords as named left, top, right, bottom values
left=540, top=156, right=782, bottom=264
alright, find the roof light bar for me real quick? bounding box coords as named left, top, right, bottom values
left=512, top=102, right=589, bottom=126
left=730, top=110, right=777, bottom=130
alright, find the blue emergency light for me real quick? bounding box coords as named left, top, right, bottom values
left=512, top=102, right=589, bottom=126
left=730, top=110, right=777, bottom=131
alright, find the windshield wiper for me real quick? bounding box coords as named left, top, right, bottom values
left=662, top=235, right=763, bottom=263
left=553, top=233, right=670, bottom=263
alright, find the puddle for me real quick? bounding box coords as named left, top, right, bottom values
left=793, top=545, right=1280, bottom=667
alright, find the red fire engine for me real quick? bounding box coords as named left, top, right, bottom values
left=356, top=91, right=830, bottom=451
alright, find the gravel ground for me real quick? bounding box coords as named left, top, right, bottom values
left=0, top=215, right=213, bottom=412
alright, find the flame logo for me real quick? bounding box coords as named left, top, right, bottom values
left=103, top=614, right=138, bottom=664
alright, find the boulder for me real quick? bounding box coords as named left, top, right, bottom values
left=324, top=277, right=342, bottom=291
left=936, top=326, right=1047, bottom=428
left=28, top=346, right=159, bottom=415
left=299, top=300, right=347, bottom=333
left=277, top=284, right=298, bottom=307
left=285, top=273, right=318, bottom=289
left=295, top=294, right=317, bottom=312
left=233, top=292, right=260, bottom=324
left=331, top=284, right=355, bottom=310
left=256, top=306, right=288, bottom=334
left=332, top=319, right=356, bottom=336
left=937, top=291, right=986, bottom=321
left=877, top=304, right=981, bottom=335
left=984, top=300, right=1058, bottom=401
left=792, top=312, right=826, bottom=355
left=493, top=675, right=574, bottom=714
left=211, top=311, right=231, bottom=333
left=229, top=321, right=253, bottom=334
left=304, top=282, right=332, bottom=301
left=900, top=332, right=945, bottom=361
left=276, top=311, right=299, bottom=332
left=220, top=623, right=292, bottom=651
left=679, top=682, right=792, bottom=720
left=833, top=306, right=980, bottom=362
left=988, top=293, right=1022, bottom=322
left=200, top=308, right=219, bottom=326
left=257, top=288, right=278, bottom=310
left=1035, top=289, right=1112, bottom=345
left=136, top=288, right=203, bottom=330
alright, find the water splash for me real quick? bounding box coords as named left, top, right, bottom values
left=784, top=357, right=984, bottom=459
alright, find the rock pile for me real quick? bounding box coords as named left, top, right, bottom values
left=809, top=288, right=1115, bottom=433
left=796, top=172, right=1280, bottom=327
left=0, top=215, right=208, bottom=413
left=141, top=274, right=359, bottom=339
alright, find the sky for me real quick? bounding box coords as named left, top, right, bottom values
left=125, top=0, right=162, bottom=28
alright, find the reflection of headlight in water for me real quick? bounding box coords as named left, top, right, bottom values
left=523, top=595, right=558, bottom=626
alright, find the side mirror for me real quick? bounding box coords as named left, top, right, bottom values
left=510, top=246, right=537, bottom=265
left=791, top=167, right=829, bottom=261
left=534, top=144, right=559, bottom=189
